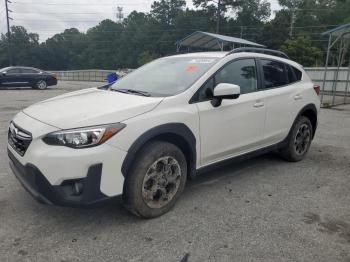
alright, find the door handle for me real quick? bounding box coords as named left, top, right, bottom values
left=294, top=94, right=302, bottom=100
left=253, top=101, right=264, bottom=108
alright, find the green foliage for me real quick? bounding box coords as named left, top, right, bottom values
left=281, top=36, right=323, bottom=66
left=138, top=51, right=159, bottom=66
left=151, top=0, right=186, bottom=25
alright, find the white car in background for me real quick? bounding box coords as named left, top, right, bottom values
left=8, top=48, right=320, bottom=218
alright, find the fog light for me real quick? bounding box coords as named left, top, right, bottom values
left=72, top=182, right=84, bottom=196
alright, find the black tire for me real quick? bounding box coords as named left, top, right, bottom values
left=123, top=141, right=187, bottom=218
left=35, top=79, right=48, bottom=90
left=280, top=116, right=313, bottom=162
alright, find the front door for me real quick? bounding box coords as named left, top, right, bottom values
left=193, top=58, right=266, bottom=166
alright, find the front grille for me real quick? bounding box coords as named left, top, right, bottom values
left=8, top=122, right=32, bottom=156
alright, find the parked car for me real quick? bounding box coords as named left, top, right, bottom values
left=7, top=49, right=320, bottom=218
left=0, top=66, right=57, bottom=89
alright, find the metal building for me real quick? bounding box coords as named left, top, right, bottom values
left=320, top=23, right=350, bottom=107
left=176, top=31, right=264, bottom=52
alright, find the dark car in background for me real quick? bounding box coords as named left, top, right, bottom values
left=0, top=67, right=57, bottom=90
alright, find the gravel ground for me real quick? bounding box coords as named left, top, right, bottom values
left=0, top=81, right=349, bottom=262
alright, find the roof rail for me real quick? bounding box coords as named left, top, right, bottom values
left=226, top=47, right=289, bottom=59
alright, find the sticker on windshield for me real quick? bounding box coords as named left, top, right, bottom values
left=188, top=59, right=215, bottom=64
left=185, top=65, right=198, bottom=72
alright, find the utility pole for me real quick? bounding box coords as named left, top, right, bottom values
left=289, top=8, right=296, bottom=38
left=216, top=0, right=221, bottom=34
left=4, top=0, right=13, bottom=65
left=240, top=26, right=244, bottom=38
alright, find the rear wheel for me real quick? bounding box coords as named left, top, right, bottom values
left=280, top=116, right=313, bottom=162
left=123, top=141, right=187, bottom=218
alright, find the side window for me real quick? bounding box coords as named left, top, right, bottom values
left=192, top=58, right=258, bottom=103
left=286, top=65, right=297, bottom=83
left=293, top=66, right=302, bottom=80
left=261, top=59, right=288, bottom=88
left=197, top=77, right=215, bottom=102
left=7, top=68, right=21, bottom=74
left=215, top=59, right=257, bottom=94
left=22, top=68, right=38, bottom=74
left=286, top=64, right=303, bottom=83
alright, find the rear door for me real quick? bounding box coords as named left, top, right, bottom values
left=193, top=58, right=266, bottom=166
left=21, top=68, right=40, bottom=84
left=258, top=59, right=302, bottom=145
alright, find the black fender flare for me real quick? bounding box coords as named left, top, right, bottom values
left=283, top=103, right=318, bottom=145
left=296, top=103, right=318, bottom=135
left=121, top=123, right=197, bottom=179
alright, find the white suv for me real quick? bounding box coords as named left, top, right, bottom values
left=8, top=49, right=320, bottom=218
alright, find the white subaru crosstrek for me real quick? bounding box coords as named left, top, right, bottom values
left=8, top=49, right=320, bottom=218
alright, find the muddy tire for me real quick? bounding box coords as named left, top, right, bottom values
left=280, top=116, right=313, bottom=162
left=123, top=141, right=187, bottom=218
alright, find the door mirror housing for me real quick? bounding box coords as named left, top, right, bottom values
left=2, top=72, right=7, bottom=76
left=211, top=83, right=241, bottom=107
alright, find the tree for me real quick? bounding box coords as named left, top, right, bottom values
left=151, top=0, right=186, bottom=25
left=278, top=0, right=303, bottom=9
left=235, top=0, right=271, bottom=26
left=138, top=51, right=158, bottom=66
left=281, top=36, right=323, bottom=66
left=0, top=26, right=39, bottom=67
left=259, top=10, right=291, bottom=49
left=193, top=0, right=243, bottom=33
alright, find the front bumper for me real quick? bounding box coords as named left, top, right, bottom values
left=8, top=149, right=112, bottom=207
left=7, top=112, right=127, bottom=205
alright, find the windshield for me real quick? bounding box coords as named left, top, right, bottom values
left=110, top=57, right=219, bottom=97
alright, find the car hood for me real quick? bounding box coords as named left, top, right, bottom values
left=23, top=88, right=164, bottom=129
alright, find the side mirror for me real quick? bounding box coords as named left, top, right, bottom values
left=2, top=72, right=7, bottom=76
left=211, top=83, right=240, bottom=107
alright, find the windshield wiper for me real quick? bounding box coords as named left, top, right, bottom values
left=113, top=88, right=151, bottom=97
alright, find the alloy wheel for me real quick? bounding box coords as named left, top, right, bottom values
left=37, top=80, right=47, bottom=89
left=294, top=123, right=311, bottom=155
left=142, top=156, right=182, bottom=209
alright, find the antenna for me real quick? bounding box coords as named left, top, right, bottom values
left=116, top=6, right=124, bottom=23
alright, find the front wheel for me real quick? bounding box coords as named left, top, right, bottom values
left=280, top=116, right=313, bottom=162
left=123, top=141, right=187, bottom=218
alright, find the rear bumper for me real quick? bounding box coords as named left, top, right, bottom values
left=47, top=77, right=57, bottom=86
left=8, top=149, right=112, bottom=207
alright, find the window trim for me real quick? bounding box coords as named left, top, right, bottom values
left=189, top=57, right=261, bottom=104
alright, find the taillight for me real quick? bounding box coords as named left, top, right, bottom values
left=313, top=84, right=320, bottom=96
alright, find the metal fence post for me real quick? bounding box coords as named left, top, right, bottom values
left=321, top=34, right=332, bottom=104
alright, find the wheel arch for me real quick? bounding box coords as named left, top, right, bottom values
left=287, top=103, right=318, bottom=141
left=298, top=104, right=318, bottom=138
left=121, top=123, right=197, bottom=180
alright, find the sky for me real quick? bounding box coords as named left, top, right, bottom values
left=0, top=0, right=281, bottom=41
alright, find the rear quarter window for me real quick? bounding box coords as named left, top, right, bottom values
left=293, top=67, right=302, bottom=80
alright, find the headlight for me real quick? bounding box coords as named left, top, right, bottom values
left=42, top=123, right=126, bottom=148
